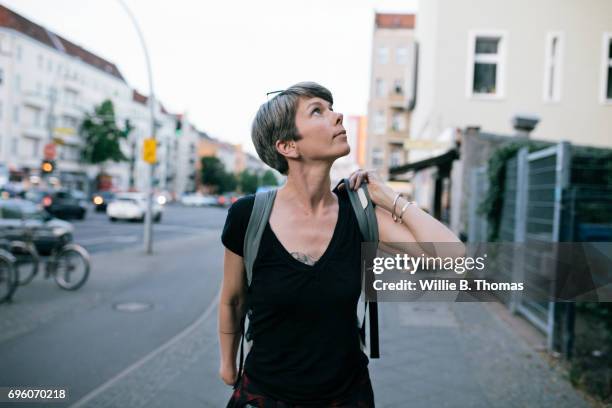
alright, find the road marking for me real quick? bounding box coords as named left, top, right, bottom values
left=69, top=291, right=220, bottom=408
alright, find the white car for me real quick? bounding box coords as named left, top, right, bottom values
left=106, top=193, right=163, bottom=222
left=180, top=193, right=217, bottom=207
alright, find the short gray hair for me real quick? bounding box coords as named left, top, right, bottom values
left=251, top=81, right=333, bottom=175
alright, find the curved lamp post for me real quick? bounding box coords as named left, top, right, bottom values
left=116, top=0, right=156, bottom=254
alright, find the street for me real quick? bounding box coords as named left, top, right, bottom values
left=72, top=203, right=227, bottom=254
left=0, top=204, right=594, bottom=408
left=0, top=203, right=231, bottom=407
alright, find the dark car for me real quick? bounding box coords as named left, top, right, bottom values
left=91, top=191, right=116, bottom=212
left=0, top=199, right=74, bottom=255
left=28, top=189, right=87, bottom=220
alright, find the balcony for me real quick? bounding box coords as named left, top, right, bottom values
left=388, top=90, right=408, bottom=110
left=58, top=103, right=83, bottom=119
left=22, top=124, right=47, bottom=139
left=22, top=92, right=47, bottom=109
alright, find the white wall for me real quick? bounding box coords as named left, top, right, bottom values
left=411, top=0, right=612, bottom=157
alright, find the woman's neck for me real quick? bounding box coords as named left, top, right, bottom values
left=278, top=163, right=336, bottom=215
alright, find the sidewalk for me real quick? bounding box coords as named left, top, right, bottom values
left=69, top=242, right=593, bottom=408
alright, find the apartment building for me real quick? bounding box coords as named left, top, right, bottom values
left=0, top=4, right=205, bottom=197
left=366, top=13, right=417, bottom=179
left=409, top=0, right=612, bottom=161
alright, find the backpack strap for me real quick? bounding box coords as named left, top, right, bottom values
left=234, top=189, right=277, bottom=389
left=336, top=178, right=380, bottom=359
left=243, top=189, right=277, bottom=287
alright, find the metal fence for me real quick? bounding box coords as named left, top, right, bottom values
left=467, top=166, right=489, bottom=243
left=468, top=141, right=612, bottom=355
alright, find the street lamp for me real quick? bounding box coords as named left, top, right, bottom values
left=116, top=0, right=157, bottom=254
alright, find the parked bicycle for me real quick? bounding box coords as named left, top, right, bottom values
left=11, top=225, right=91, bottom=291
left=0, top=240, right=17, bottom=303
left=0, top=199, right=91, bottom=292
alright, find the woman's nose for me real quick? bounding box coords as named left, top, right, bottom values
left=335, top=112, right=344, bottom=124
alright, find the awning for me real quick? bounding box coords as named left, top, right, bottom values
left=389, top=148, right=459, bottom=178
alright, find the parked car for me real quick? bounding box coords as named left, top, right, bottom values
left=91, top=191, right=116, bottom=212
left=180, top=193, right=217, bottom=207
left=25, top=189, right=87, bottom=220
left=216, top=192, right=240, bottom=207
left=106, top=192, right=163, bottom=222
left=0, top=199, right=74, bottom=255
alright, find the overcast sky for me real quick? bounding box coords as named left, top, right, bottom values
left=3, top=0, right=418, bottom=154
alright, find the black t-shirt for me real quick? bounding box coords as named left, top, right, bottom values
left=221, top=185, right=369, bottom=405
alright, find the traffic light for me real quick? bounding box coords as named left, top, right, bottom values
left=175, top=117, right=182, bottom=136
left=41, top=159, right=55, bottom=174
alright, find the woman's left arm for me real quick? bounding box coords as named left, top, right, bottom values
left=344, top=169, right=466, bottom=259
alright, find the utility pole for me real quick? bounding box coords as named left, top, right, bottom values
left=43, top=87, right=58, bottom=189
left=117, top=0, right=157, bottom=254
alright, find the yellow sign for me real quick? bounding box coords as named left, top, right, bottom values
left=54, top=127, right=75, bottom=135
left=143, top=138, right=157, bottom=164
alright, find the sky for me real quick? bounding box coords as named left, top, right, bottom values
left=2, top=0, right=418, bottom=155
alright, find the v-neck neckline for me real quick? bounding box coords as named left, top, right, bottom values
left=266, top=189, right=345, bottom=270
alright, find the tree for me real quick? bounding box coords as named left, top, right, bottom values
left=80, top=100, right=131, bottom=165
left=238, top=170, right=259, bottom=194
left=261, top=170, right=278, bottom=186
left=219, top=172, right=238, bottom=194
left=200, top=156, right=226, bottom=189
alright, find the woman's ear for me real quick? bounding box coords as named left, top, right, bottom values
left=275, top=139, right=300, bottom=159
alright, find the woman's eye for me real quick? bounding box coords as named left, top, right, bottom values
left=312, top=108, right=321, bottom=115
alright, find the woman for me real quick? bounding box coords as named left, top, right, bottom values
left=218, top=82, right=463, bottom=407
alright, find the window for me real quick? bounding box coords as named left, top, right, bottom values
left=0, top=101, right=3, bottom=119
left=10, top=137, right=17, bottom=155
left=393, top=79, right=404, bottom=95
left=372, top=148, right=384, bottom=167
left=396, top=47, right=409, bottom=65
left=375, top=78, right=385, bottom=97
left=390, top=148, right=403, bottom=167
left=601, top=33, right=612, bottom=104
left=377, top=46, right=389, bottom=64
left=36, top=82, right=42, bottom=96
left=373, top=110, right=386, bottom=135
left=32, top=139, right=40, bottom=157
left=0, top=68, right=3, bottom=85
left=47, top=59, right=53, bottom=72
left=14, top=74, right=20, bottom=92
left=543, top=32, right=563, bottom=102
left=467, top=31, right=507, bottom=98
left=0, top=202, right=21, bottom=219
left=37, top=54, right=43, bottom=70
left=34, top=109, right=42, bottom=128
left=65, top=89, right=77, bottom=106
left=391, top=112, right=405, bottom=132
left=16, top=44, right=22, bottom=61
left=13, top=106, right=19, bottom=124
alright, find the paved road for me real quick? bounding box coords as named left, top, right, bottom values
left=72, top=203, right=228, bottom=254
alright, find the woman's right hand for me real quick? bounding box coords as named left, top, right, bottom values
left=219, top=361, right=238, bottom=386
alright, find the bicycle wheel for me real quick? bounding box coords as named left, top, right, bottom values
left=53, top=244, right=90, bottom=291
left=10, top=241, right=39, bottom=286
left=0, top=251, right=17, bottom=303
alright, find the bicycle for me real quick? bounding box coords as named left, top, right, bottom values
left=10, top=225, right=91, bottom=291
left=0, top=240, right=17, bottom=303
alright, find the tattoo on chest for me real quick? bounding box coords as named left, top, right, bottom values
left=290, top=252, right=318, bottom=266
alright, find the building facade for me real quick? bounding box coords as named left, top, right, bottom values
left=0, top=4, right=206, bottom=198
left=366, top=13, right=417, bottom=179
left=410, top=0, right=612, bottom=162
